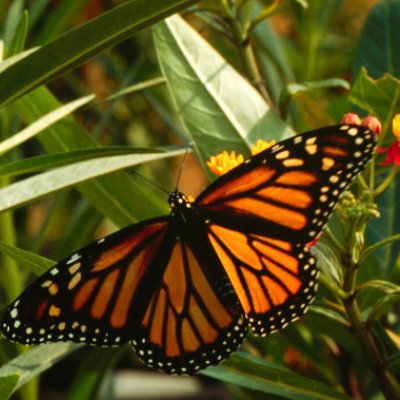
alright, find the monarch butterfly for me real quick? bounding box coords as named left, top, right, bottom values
left=1, top=124, right=376, bottom=374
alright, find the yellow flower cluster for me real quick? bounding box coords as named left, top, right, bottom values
left=206, top=151, right=244, bottom=176
left=392, top=114, right=400, bottom=139
left=207, top=139, right=276, bottom=176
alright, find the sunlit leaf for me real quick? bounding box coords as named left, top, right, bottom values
left=153, top=15, right=292, bottom=172
left=0, top=149, right=184, bottom=212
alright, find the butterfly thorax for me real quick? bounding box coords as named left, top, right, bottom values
left=168, top=190, right=198, bottom=230
left=168, top=190, right=194, bottom=213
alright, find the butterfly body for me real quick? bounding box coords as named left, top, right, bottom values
left=1, top=124, right=377, bottom=374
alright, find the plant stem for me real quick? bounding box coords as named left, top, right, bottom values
left=344, top=296, right=400, bottom=399
left=239, top=40, right=277, bottom=111
left=361, top=233, right=400, bottom=263
left=374, top=166, right=399, bottom=198
left=220, top=0, right=278, bottom=113
left=0, top=174, right=22, bottom=302
left=342, top=254, right=400, bottom=399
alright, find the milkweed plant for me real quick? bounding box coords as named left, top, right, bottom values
left=0, top=1, right=399, bottom=400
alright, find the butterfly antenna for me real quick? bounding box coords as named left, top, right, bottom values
left=175, top=142, right=193, bottom=191
left=130, top=170, right=169, bottom=195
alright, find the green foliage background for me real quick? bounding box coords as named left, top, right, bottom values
left=0, top=0, right=399, bottom=399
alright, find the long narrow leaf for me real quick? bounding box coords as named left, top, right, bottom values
left=0, top=149, right=184, bottom=212
left=0, top=146, right=163, bottom=178
left=0, top=0, right=200, bottom=108
left=0, top=95, right=94, bottom=155
left=203, top=352, right=351, bottom=400
left=14, top=87, right=170, bottom=226
left=0, top=241, right=54, bottom=275
left=0, top=344, right=81, bottom=393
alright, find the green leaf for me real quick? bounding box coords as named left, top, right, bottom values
left=34, top=0, right=90, bottom=45
left=255, top=18, right=295, bottom=105
left=367, top=180, right=400, bottom=277
left=0, top=94, right=94, bottom=155
left=106, top=76, right=166, bottom=101
left=285, top=79, right=350, bottom=95
left=0, top=0, right=200, bottom=109
left=66, top=347, right=124, bottom=400
left=203, top=352, right=351, bottom=400
left=0, top=149, right=184, bottom=212
left=312, top=242, right=343, bottom=286
left=0, top=344, right=81, bottom=393
left=349, top=68, right=400, bottom=128
left=281, top=79, right=350, bottom=116
left=54, top=201, right=103, bottom=259
left=365, top=292, right=400, bottom=323
left=0, top=375, right=19, bottom=400
left=153, top=15, right=293, bottom=170
left=308, top=305, right=348, bottom=327
left=302, top=312, right=361, bottom=357
left=2, top=0, right=24, bottom=49
left=385, top=353, right=400, bottom=373
left=354, top=0, right=400, bottom=79
left=0, top=146, right=163, bottom=178
left=0, top=241, right=54, bottom=275
left=13, top=87, right=168, bottom=226
left=8, top=10, right=28, bottom=56
left=0, top=47, right=37, bottom=74
left=292, top=0, right=309, bottom=8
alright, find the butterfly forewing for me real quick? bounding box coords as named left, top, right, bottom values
left=1, top=219, right=169, bottom=346
left=197, top=125, right=377, bottom=244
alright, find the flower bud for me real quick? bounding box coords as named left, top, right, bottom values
left=363, top=116, right=382, bottom=135
left=341, top=113, right=362, bottom=126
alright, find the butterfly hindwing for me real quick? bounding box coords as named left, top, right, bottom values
left=133, top=239, right=247, bottom=374
left=208, top=226, right=317, bottom=334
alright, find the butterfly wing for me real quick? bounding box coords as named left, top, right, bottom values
left=1, top=218, right=170, bottom=346
left=133, top=235, right=247, bottom=374
left=196, top=124, right=376, bottom=333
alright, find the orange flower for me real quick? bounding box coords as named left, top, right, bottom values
left=377, top=114, right=400, bottom=166
left=207, top=150, right=244, bottom=176
left=251, top=139, right=276, bottom=155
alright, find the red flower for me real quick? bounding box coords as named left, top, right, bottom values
left=377, top=114, right=400, bottom=166
left=377, top=142, right=400, bottom=166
